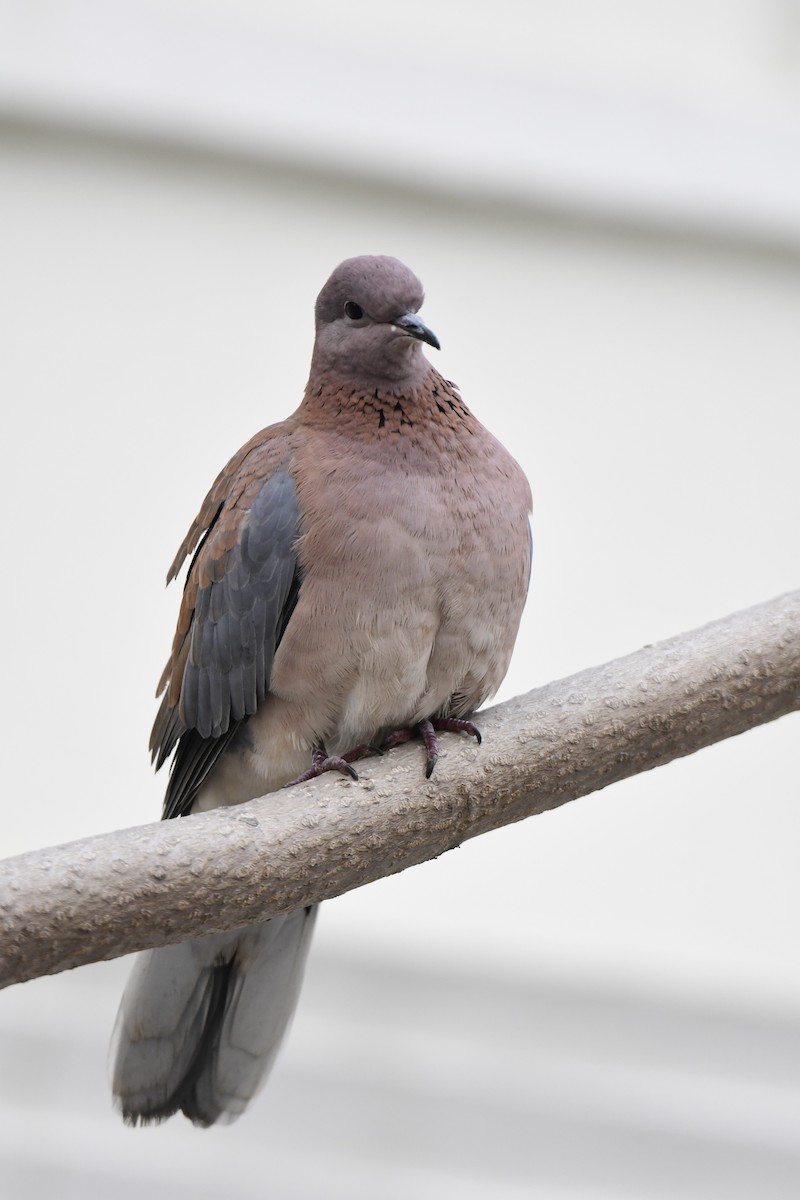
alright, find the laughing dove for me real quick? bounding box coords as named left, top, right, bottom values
left=111, top=255, right=532, bottom=1125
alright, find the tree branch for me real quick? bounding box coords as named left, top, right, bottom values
left=1, top=590, right=798, bottom=990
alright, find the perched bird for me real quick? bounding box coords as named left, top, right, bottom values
left=111, top=255, right=532, bottom=1126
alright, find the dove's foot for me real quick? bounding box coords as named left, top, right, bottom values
left=381, top=717, right=482, bottom=778
left=285, top=740, right=379, bottom=787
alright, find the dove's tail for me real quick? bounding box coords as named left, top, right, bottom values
left=111, top=907, right=317, bottom=1126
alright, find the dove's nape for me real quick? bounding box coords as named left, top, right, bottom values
left=112, top=254, right=532, bottom=1125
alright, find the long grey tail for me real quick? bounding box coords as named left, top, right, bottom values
left=110, top=907, right=317, bottom=1126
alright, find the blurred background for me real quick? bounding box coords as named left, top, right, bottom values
left=1, top=1, right=799, bottom=1196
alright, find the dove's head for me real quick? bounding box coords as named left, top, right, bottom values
left=311, top=255, right=440, bottom=388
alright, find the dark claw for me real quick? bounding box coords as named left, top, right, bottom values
left=430, top=717, right=482, bottom=746
left=378, top=715, right=482, bottom=778
left=418, top=718, right=439, bottom=778
left=285, top=742, right=360, bottom=787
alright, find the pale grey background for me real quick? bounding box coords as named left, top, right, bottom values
left=1, top=2, right=799, bottom=1196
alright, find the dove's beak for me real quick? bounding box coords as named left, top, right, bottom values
left=392, top=312, right=441, bottom=351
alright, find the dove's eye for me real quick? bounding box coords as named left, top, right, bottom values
left=344, top=301, right=364, bottom=320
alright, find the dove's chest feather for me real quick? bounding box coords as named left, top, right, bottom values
left=274, top=380, right=532, bottom=730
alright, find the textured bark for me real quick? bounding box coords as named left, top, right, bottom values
left=1, top=590, right=798, bottom=989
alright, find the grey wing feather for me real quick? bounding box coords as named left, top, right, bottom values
left=159, top=467, right=301, bottom=819
left=180, top=468, right=301, bottom=739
